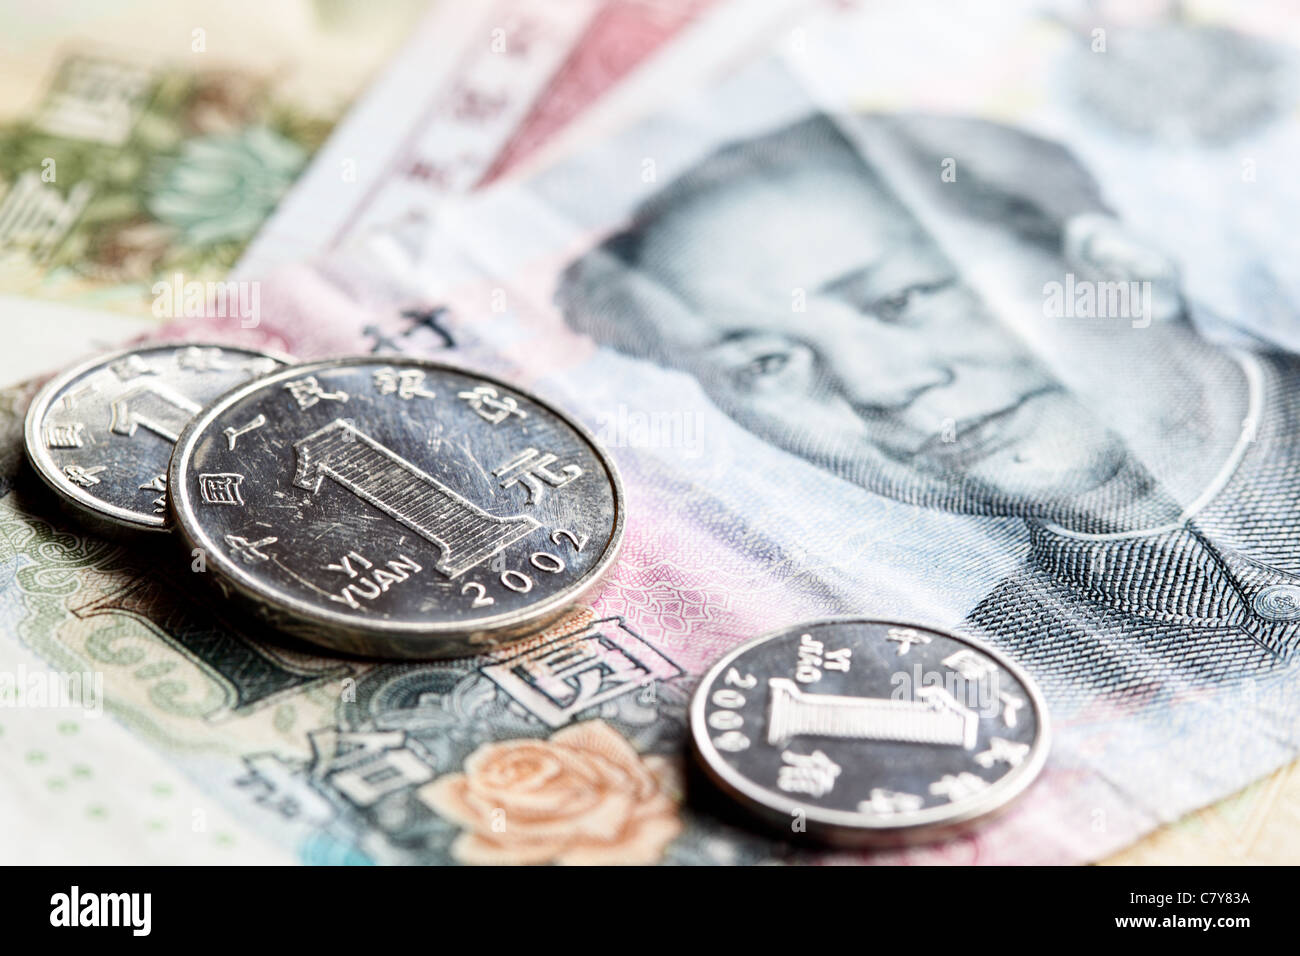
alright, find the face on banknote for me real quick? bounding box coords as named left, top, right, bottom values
left=4, top=0, right=1300, bottom=866
left=330, top=0, right=1300, bottom=861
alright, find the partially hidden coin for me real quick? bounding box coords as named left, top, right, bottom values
left=168, top=356, right=625, bottom=659
left=24, top=342, right=289, bottom=535
left=691, top=619, right=1050, bottom=846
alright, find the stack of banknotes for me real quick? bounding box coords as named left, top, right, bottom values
left=2, top=0, right=1299, bottom=864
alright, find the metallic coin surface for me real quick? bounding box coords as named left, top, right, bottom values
left=24, top=343, right=288, bottom=534
left=169, top=356, right=625, bottom=659
left=691, top=619, right=1050, bottom=845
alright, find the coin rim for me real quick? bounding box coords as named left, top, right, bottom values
left=24, top=341, right=292, bottom=532
left=690, top=617, right=1051, bottom=839
left=168, top=355, right=627, bottom=643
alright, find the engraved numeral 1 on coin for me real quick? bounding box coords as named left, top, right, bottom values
left=765, top=678, right=978, bottom=749
left=109, top=381, right=201, bottom=442
left=292, top=419, right=539, bottom=578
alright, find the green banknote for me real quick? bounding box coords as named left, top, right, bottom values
left=0, top=0, right=425, bottom=318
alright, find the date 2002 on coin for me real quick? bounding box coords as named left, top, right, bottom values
left=169, top=357, right=625, bottom=659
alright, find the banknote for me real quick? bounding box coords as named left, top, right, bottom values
left=7, top=0, right=1300, bottom=866
left=221, top=0, right=1300, bottom=863
left=0, top=0, right=735, bottom=383
left=0, top=378, right=802, bottom=866
left=0, top=0, right=818, bottom=866
left=1103, top=758, right=1300, bottom=865
left=0, top=380, right=295, bottom=865
left=0, top=0, right=425, bottom=320
left=0, top=294, right=157, bottom=385
left=235, top=0, right=805, bottom=280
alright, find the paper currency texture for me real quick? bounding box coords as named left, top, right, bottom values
left=6, top=0, right=1300, bottom=866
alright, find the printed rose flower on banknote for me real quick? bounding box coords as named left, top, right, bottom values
left=420, top=721, right=682, bottom=865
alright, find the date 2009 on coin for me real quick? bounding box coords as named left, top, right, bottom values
left=691, top=620, right=1050, bottom=845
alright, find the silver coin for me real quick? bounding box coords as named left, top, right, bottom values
left=168, top=356, right=625, bottom=659
left=24, top=342, right=289, bottom=535
left=691, top=619, right=1050, bottom=846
